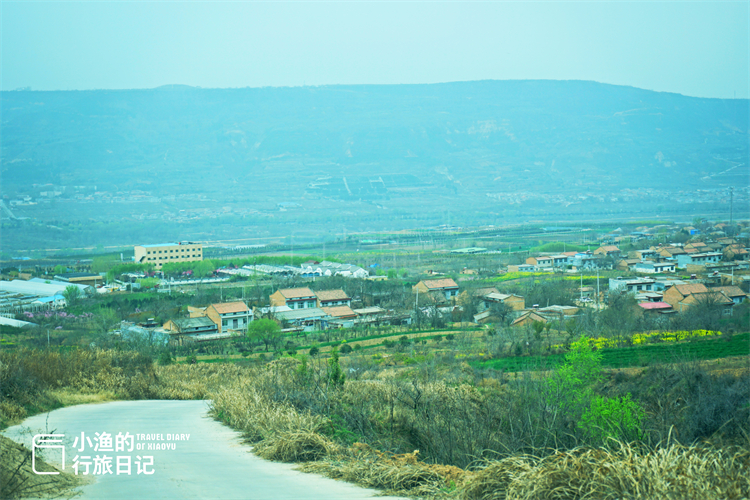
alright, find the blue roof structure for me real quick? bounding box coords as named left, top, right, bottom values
left=35, top=294, right=65, bottom=303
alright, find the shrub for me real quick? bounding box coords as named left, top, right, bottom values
left=578, top=394, right=645, bottom=443
left=157, top=351, right=173, bottom=365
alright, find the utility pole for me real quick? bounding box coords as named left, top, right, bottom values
left=729, top=187, right=734, bottom=229
left=596, top=270, right=600, bottom=310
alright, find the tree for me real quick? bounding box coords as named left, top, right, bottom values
left=546, top=336, right=603, bottom=427
left=247, top=318, right=282, bottom=352
left=489, top=302, right=513, bottom=325
left=548, top=336, right=645, bottom=445
left=457, top=290, right=480, bottom=322
left=598, top=291, right=640, bottom=338
left=92, top=256, right=114, bottom=274
left=327, top=347, right=345, bottom=389
left=526, top=279, right=575, bottom=307
left=676, top=291, right=726, bottom=332
left=157, top=351, right=174, bottom=365
left=63, top=285, right=82, bottom=307
left=194, top=259, right=215, bottom=278
left=532, top=320, right=545, bottom=341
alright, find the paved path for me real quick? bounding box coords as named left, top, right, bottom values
left=2, top=400, right=405, bottom=500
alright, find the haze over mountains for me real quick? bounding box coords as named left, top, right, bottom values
left=1, top=80, right=748, bottom=252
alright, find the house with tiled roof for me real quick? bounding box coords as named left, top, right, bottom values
left=662, top=283, right=708, bottom=310
left=723, top=245, right=749, bottom=261
left=204, top=301, right=252, bottom=333
left=684, top=242, right=708, bottom=252
left=537, top=305, right=579, bottom=320
left=472, top=287, right=500, bottom=297
left=315, top=289, right=351, bottom=308
left=526, top=256, right=553, bottom=270
left=322, top=305, right=357, bottom=319
left=657, top=246, right=687, bottom=258
left=632, top=249, right=659, bottom=261
left=593, top=245, right=621, bottom=258
left=709, top=286, right=748, bottom=305
left=413, top=278, right=459, bottom=300
left=716, top=237, right=737, bottom=248
left=270, top=287, right=317, bottom=309
left=482, top=292, right=525, bottom=311
left=163, top=317, right=218, bottom=339
left=677, top=291, right=733, bottom=314
left=511, top=311, right=548, bottom=327
left=616, top=258, right=641, bottom=271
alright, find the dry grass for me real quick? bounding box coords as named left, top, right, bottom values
left=311, top=329, right=484, bottom=354
left=210, top=380, right=326, bottom=442
left=3, top=350, right=748, bottom=499
left=48, top=389, right=117, bottom=406
left=254, top=430, right=340, bottom=462
left=459, top=441, right=750, bottom=500
left=0, top=435, right=84, bottom=499
left=299, top=445, right=455, bottom=498
left=0, top=349, right=158, bottom=427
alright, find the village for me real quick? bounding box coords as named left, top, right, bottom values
left=1, top=218, right=747, bottom=355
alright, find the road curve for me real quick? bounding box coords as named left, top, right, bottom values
left=2, top=400, right=406, bottom=500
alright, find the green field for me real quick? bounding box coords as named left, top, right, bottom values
left=474, top=332, right=750, bottom=372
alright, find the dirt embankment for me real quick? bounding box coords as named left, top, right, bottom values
left=1, top=434, right=84, bottom=499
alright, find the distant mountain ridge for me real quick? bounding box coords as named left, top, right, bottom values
left=2, top=80, right=747, bottom=197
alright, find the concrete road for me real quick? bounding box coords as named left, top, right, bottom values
left=2, top=400, right=406, bottom=500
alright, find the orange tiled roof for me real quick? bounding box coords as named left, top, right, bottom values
left=670, top=283, right=709, bottom=297
left=280, top=287, right=315, bottom=299
left=315, top=289, right=349, bottom=301
left=322, top=305, right=356, bottom=318
left=511, top=311, right=547, bottom=325
left=211, top=301, right=249, bottom=314
left=710, top=286, right=747, bottom=298
left=422, top=278, right=459, bottom=289
left=681, top=291, right=732, bottom=306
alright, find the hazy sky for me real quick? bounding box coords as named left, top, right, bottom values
left=2, top=1, right=748, bottom=98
